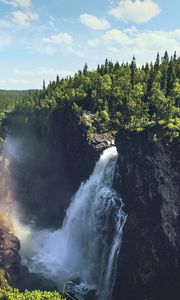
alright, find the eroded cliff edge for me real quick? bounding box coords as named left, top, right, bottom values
left=3, top=109, right=114, bottom=228
left=114, top=129, right=180, bottom=300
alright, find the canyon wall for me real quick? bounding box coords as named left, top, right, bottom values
left=114, top=129, right=180, bottom=300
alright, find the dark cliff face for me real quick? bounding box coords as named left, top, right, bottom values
left=114, top=130, right=180, bottom=300
left=7, top=110, right=113, bottom=228
left=1, top=113, right=113, bottom=290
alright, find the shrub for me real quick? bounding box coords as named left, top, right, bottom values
left=0, top=288, right=65, bottom=300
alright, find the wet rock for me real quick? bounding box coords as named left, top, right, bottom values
left=89, top=132, right=114, bottom=152
left=0, top=229, right=20, bottom=287
left=8, top=109, right=113, bottom=229
left=113, top=129, right=180, bottom=300
left=18, top=265, right=57, bottom=291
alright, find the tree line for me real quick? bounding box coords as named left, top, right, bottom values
left=3, top=51, right=180, bottom=140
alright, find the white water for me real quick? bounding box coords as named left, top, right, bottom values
left=19, top=146, right=127, bottom=299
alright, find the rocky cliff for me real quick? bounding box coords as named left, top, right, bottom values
left=114, top=129, right=180, bottom=300
left=0, top=141, right=20, bottom=288
left=0, top=223, right=20, bottom=288
left=3, top=107, right=180, bottom=299
left=0, top=112, right=114, bottom=291
left=5, top=110, right=114, bottom=228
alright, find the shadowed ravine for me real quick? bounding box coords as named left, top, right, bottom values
left=20, top=147, right=126, bottom=300
left=1, top=138, right=126, bottom=300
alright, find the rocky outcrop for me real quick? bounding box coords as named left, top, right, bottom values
left=89, top=132, right=114, bottom=152
left=114, top=130, right=180, bottom=300
left=0, top=228, right=20, bottom=288
left=0, top=141, right=21, bottom=288
left=0, top=227, right=57, bottom=292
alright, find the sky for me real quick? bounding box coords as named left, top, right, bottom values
left=0, top=0, right=179, bottom=90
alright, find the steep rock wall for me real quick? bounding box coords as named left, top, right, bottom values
left=114, top=130, right=180, bottom=300
left=5, top=110, right=113, bottom=228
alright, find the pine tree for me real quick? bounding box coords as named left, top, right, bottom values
left=154, top=52, right=160, bottom=72
left=166, top=60, right=176, bottom=96
left=114, top=61, right=120, bottom=71
left=43, top=80, right=46, bottom=91
left=104, top=58, right=108, bottom=73
left=83, top=63, right=88, bottom=75
left=173, top=51, right=177, bottom=61
left=97, top=64, right=101, bottom=73
left=130, top=56, right=136, bottom=87
left=56, top=75, right=60, bottom=84
left=163, top=50, right=169, bottom=63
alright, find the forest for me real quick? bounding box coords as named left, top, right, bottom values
left=2, top=51, right=179, bottom=141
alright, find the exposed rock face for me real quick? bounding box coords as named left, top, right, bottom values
left=0, top=227, right=55, bottom=292
left=90, top=132, right=114, bottom=152
left=0, top=113, right=114, bottom=291
left=6, top=110, right=113, bottom=228
left=0, top=141, right=21, bottom=288
left=0, top=229, right=20, bottom=287
left=114, top=130, right=180, bottom=300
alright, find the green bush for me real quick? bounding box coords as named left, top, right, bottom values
left=0, top=288, right=65, bottom=300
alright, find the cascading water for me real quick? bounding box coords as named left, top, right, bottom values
left=0, top=137, right=126, bottom=299
left=21, top=146, right=127, bottom=300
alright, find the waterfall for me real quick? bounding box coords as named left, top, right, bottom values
left=20, top=146, right=127, bottom=299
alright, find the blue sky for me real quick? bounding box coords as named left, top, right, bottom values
left=0, top=0, right=179, bottom=90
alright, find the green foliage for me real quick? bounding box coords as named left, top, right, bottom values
left=0, top=288, right=65, bottom=300
left=0, top=90, right=37, bottom=115
left=3, top=51, right=180, bottom=140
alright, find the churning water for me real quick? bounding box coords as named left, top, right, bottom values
left=20, top=147, right=126, bottom=299
left=1, top=139, right=126, bottom=299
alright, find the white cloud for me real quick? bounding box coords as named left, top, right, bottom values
left=123, top=26, right=138, bottom=34
left=0, top=66, right=74, bottom=90
left=79, top=14, right=111, bottom=30
left=108, top=0, right=161, bottom=24
left=0, top=67, right=73, bottom=89
left=0, top=19, right=12, bottom=29
left=0, top=35, right=11, bottom=48
left=88, top=39, right=100, bottom=47
left=49, top=16, right=57, bottom=32
left=1, top=0, right=32, bottom=8
left=103, top=29, right=130, bottom=45
left=132, top=30, right=180, bottom=54
left=12, top=10, right=38, bottom=26
left=100, top=27, right=180, bottom=65
left=43, top=46, right=56, bottom=56
left=13, top=67, right=69, bottom=78
left=42, top=32, right=73, bottom=45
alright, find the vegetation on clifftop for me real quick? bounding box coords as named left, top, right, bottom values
left=0, top=90, right=37, bottom=116
left=1, top=51, right=180, bottom=141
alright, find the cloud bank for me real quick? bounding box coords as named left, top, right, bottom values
left=108, top=0, right=161, bottom=23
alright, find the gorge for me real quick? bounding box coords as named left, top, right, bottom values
left=0, top=133, right=127, bottom=300
left=0, top=125, right=180, bottom=300
left=0, top=54, right=179, bottom=300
